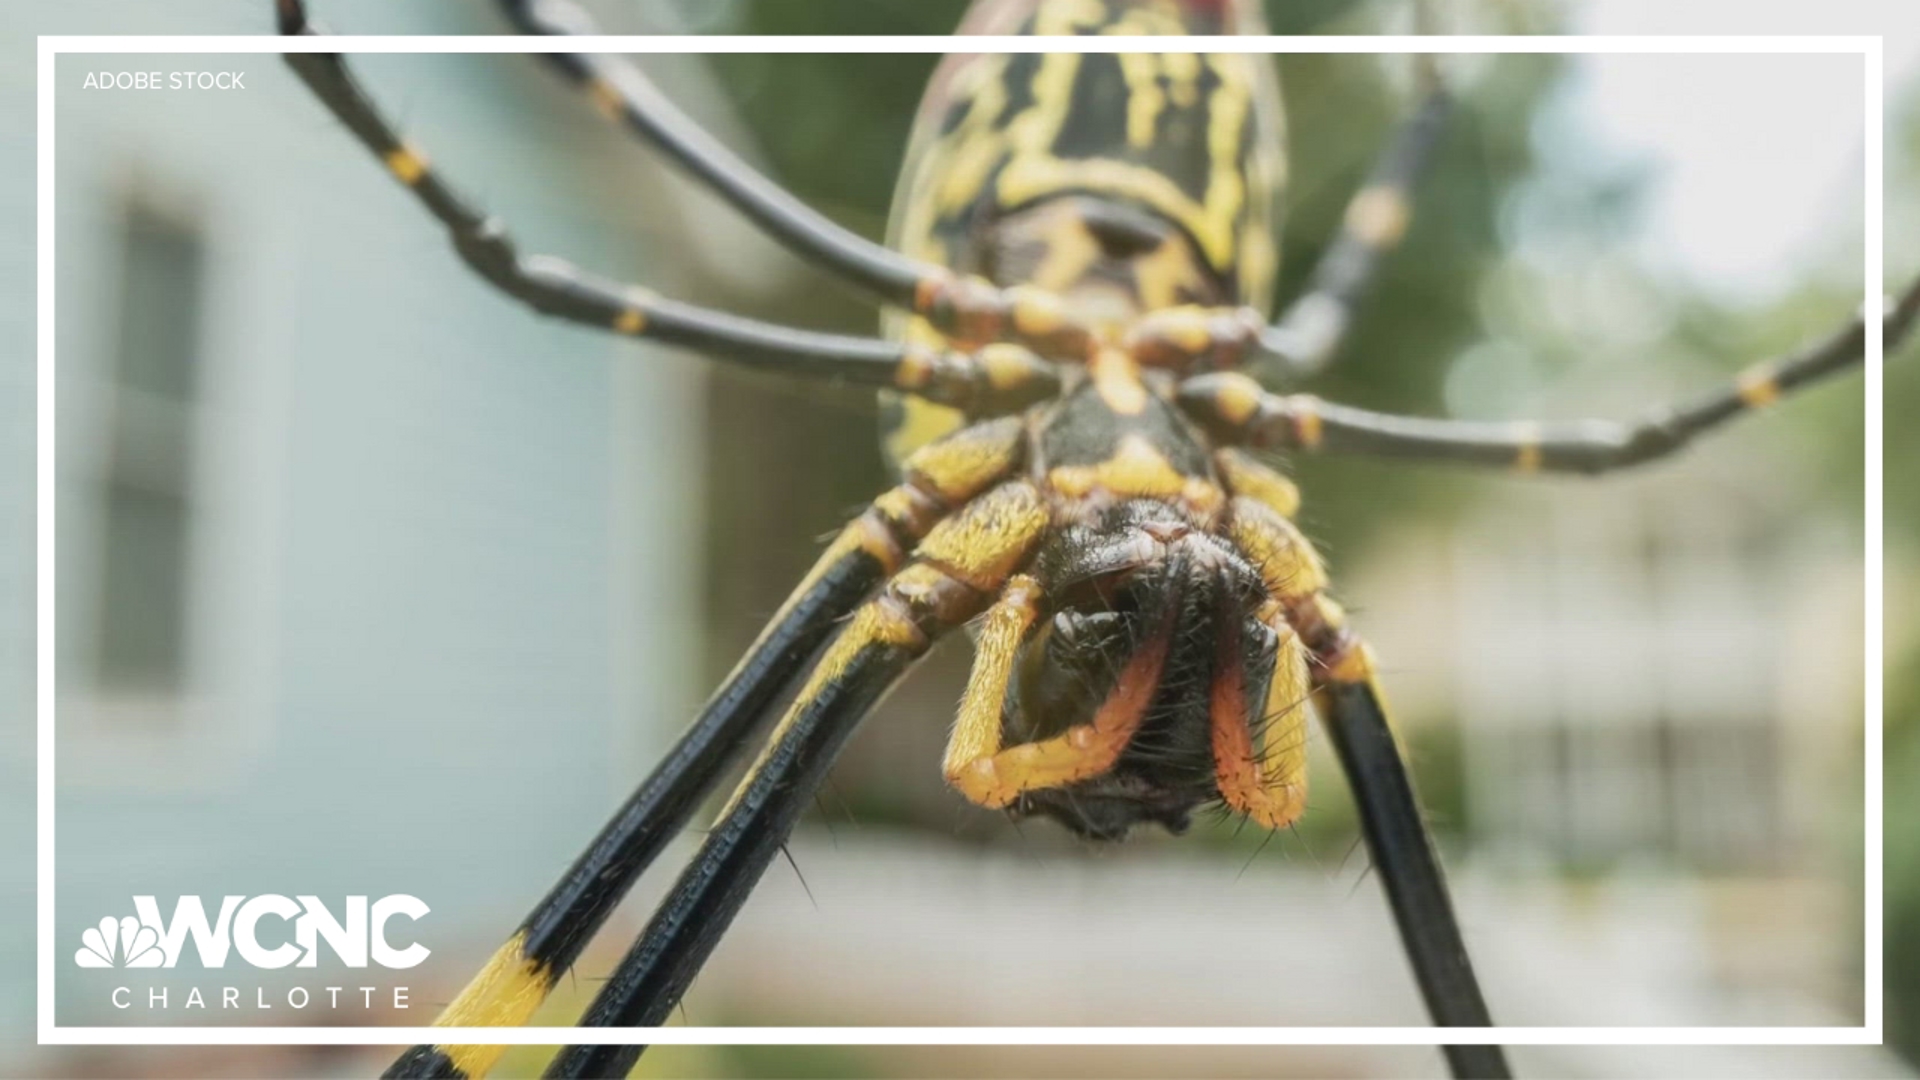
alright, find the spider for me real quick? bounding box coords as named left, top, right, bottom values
left=271, top=0, right=1914, bottom=1077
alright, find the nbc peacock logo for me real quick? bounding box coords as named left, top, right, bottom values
left=71, top=895, right=430, bottom=970
left=75, top=916, right=164, bottom=969
left=73, top=896, right=430, bottom=1014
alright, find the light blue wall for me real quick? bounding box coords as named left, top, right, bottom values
left=4, top=2, right=713, bottom=1032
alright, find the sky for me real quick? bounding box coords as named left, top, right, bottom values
left=1561, top=0, right=1917, bottom=301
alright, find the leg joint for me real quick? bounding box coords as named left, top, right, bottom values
left=878, top=562, right=990, bottom=643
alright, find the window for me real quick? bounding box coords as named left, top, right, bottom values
left=1450, top=489, right=1789, bottom=875
left=93, top=203, right=205, bottom=699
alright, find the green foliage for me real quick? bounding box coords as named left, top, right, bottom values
left=1874, top=67, right=1920, bottom=1073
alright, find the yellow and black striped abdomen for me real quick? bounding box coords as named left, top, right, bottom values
left=881, top=0, right=1284, bottom=462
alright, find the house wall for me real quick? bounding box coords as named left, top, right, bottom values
left=11, top=3, right=723, bottom=1031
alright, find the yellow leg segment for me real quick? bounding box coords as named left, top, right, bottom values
left=718, top=480, right=1052, bottom=822
left=422, top=931, right=545, bottom=1078
left=711, top=593, right=931, bottom=823
left=1214, top=448, right=1301, bottom=520
left=1213, top=609, right=1311, bottom=830
left=947, top=600, right=1175, bottom=809
left=942, top=575, right=1042, bottom=787
left=1227, top=494, right=1327, bottom=604
left=1295, top=596, right=1415, bottom=773
left=726, top=416, right=1025, bottom=686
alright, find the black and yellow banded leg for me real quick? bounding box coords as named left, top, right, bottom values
left=1185, top=274, right=1920, bottom=475
left=1208, top=454, right=1313, bottom=829
left=490, top=0, right=926, bottom=308
left=382, top=532, right=885, bottom=1080
left=1209, top=600, right=1311, bottom=831
left=545, top=481, right=1051, bottom=1079
left=944, top=574, right=1179, bottom=808
left=385, top=421, right=1028, bottom=1080
left=1258, top=60, right=1452, bottom=378
left=482, top=0, right=1102, bottom=359
left=272, top=1, right=1060, bottom=413
left=1227, top=498, right=1506, bottom=1080
left=1312, top=641, right=1509, bottom=1080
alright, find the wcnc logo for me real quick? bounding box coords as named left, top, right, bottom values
left=74, top=896, right=429, bottom=970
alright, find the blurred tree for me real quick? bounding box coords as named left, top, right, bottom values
left=1881, top=67, right=1920, bottom=1069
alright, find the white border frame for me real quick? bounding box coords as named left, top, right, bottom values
left=36, top=32, right=1883, bottom=1049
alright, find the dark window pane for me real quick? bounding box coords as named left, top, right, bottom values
left=113, top=209, right=203, bottom=402
left=94, top=203, right=204, bottom=696
left=95, top=479, right=190, bottom=690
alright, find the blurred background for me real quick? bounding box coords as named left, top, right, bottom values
left=3, top=0, right=1914, bottom=1076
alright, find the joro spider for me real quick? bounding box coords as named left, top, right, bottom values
left=273, top=0, right=1915, bottom=1077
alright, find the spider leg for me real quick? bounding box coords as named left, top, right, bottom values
left=1207, top=451, right=1312, bottom=829
left=943, top=574, right=1178, bottom=808
left=272, top=1, right=1060, bottom=413
left=490, top=0, right=1469, bottom=372
left=1258, top=57, right=1452, bottom=379
left=940, top=574, right=1044, bottom=798
left=478, top=0, right=1102, bottom=358
left=1183, top=273, right=1920, bottom=475
left=1210, top=598, right=1311, bottom=831
left=546, top=481, right=1053, bottom=1078
left=384, top=421, right=1029, bottom=1080
left=491, top=0, right=924, bottom=306
left=1229, top=495, right=1509, bottom=1080
left=1317, top=672, right=1510, bottom=1080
